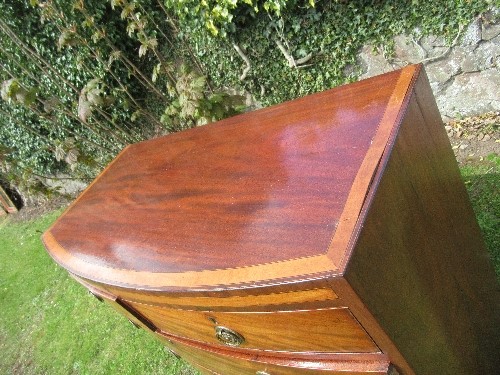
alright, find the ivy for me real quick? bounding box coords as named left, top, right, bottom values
left=186, top=0, right=492, bottom=106
left=0, top=0, right=493, bottom=203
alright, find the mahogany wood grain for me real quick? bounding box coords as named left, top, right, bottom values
left=127, top=303, right=379, bottom=353
left=344, top=69, right=500, bottom=374
left=0, top=185, right=17, bottom=213
left=42, top=68, right=413, bottom=291
left=42, top=65, right=499, bottom=374
left=74, top=275, right=343, bottom=312
left=157, top=332, right=391, bottom=375
left=102, top=285, right=338, bottom=309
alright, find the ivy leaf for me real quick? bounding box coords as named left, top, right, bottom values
left=65, top=148, right=80, bottom=169
left=91, top=30, right=104, bottom=43
left=121, top=2, right=135, bottom=19
left=87, top=88, right=104, bottom=106
left=192, top=76, right=206, bottom=90
left=127, top=21, right=138, bottom=36
left=78, top=94, right=92, bottom=122
left=73, top=0, right=84, bottom=11
left=149, top=37, right=158, bottom=49
left=137, top=37, right=157, bottom=58
left=110, top=0, right=122, bottom=10
left=22, top=88, right=38, bottom=107
left=152, top=63, right=161, bottom=83
left=58, top=30, right=79, bottom=50
left=130, top=110, right=141, bottom=122
left=138, top=43, right=148, bottom=57
left=205, top=19, right=219, bottom=36
left=108, top=50, right=122, bottom=68
left=82, top=16, right=95, bottom=28
left=54, top=144, right=65, bottom=162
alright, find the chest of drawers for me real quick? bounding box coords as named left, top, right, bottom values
left=42, top=64, right=499, bottom=375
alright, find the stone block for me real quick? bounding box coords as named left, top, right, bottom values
left=438, top=69, right=500, bottom=118
left=461, top=18, right=482, bottom=47
left=358, top=45, right=396, bottom=79
left=393, top=35, right=422, bottom=63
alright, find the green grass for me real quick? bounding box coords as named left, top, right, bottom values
left=0, top=210, right=198, bottom=375
left=0, top=157, right=498, bottom=374
left=461, top=156, right=500, bottom=279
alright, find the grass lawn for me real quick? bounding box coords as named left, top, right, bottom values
left=0, top=160, right=498, bottom=375
left=0, top=210, right=198, bottom=375
left=460, top=158, right=500, bottom=278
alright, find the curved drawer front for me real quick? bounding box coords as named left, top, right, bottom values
left=160, top=334, right=390, bottom=375
left=129, top=302, right=379, bottom=353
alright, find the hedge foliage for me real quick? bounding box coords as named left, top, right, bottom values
left=0, top=0, right=493, bottom=201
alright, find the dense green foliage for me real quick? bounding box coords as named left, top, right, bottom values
left=0, top=0, right=141, bottom=197
left=0, top=0, right=493, bottom=202
left=189, top=0, right=493, bottom=107
left=0, top=0, right=244, bottom=200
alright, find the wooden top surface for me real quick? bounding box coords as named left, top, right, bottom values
left=43, top=65, right=420, bottom=291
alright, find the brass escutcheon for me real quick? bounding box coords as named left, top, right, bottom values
left=214, top=326, right=245, bottom=347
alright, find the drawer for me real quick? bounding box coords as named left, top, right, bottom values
left=159, top=333, right=391, bottom=375
left=129, top=302, right=378, bottom=353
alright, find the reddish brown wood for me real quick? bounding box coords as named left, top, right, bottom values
left=42, top=65, right=499, bottom=374
left=156, top=331, right=391, bottom=375
left=0, top=185, right=17, bottom=213
left=344, top=69, right=500, bottom=375
left=43, top=68, right=405, bottom=290
left=127, top=303, right=379, bottom=353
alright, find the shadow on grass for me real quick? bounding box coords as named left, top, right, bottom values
left=461, top=166, right=499, bottom=280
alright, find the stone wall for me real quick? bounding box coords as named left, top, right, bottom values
left=358, top=10, right=499, bottom=121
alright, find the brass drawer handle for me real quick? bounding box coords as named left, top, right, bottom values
left=214, top=326, right=245, bottom=347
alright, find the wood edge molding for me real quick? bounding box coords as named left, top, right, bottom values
left=42, top=230, right=338, bottom=290
left=328, top=278, right=414, bottom=375
left=103, top=285, right=339, bottom=309
left=156, top=330, right=391, bottom=371
left=0, top=186, right=17, bottom=213
left=42, top=65, right=422, bottom=291
left=327, top=64, right=421, bottom=271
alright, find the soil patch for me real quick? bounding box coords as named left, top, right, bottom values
left=447, top=111, right=499, bottom=163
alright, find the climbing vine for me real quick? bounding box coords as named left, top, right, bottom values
left=187, top=0, right=493, bottom=106
left=0, top=0, right=494, bottom=203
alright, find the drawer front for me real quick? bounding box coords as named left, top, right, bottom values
left=160, top=334, right=390, bottom=375
left=130, top=302, right=378, bottom=353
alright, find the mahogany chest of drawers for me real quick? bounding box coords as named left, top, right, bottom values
left=42, top=64, right=499, bottom=375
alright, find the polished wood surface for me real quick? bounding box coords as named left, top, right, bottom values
left=0, top=185, right=17, bottom=213
left=42, top=65, right=499, bottom=374
left=344, top=69, right=500, bottom=375
left=156, top=332, right=391, bottom=375
left=127, top=303, right=378, bottom=353
left=102, top=284, right=339, bottom=309
left=42, top=68, right=414, bottom=290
